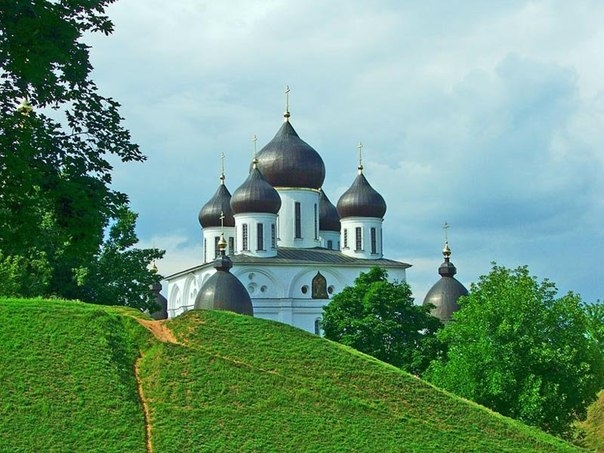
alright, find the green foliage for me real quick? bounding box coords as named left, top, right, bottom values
left=322, top=267, right=443, bottom=375
left=0, top=250, right=51, bottom=296
left=584, top=301, right=604, bottom=352
left=426, top=264, right=604, bottom=438
left=0, top=298, right=580, bottom=452
left=75, top=206, right=164, bottom=311
left=0, top=1, right=163, bottom=309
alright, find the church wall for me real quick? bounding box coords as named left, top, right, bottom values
left=201, top=226, right=235, bottom=263
left=276, top=188, right=321, bottom=248
left=320, top=230, right=340, bottom=250
left=233, top=212, right=278, bottom=257
left=167, top=261, right=407, bottom=332
left=340, top=217, right=384, bottom=259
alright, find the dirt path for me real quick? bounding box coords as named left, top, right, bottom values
left=134, top=356, right=153, bottom=453
left=137, top=318, right=180, bottom=344
left=133, top=319, right=180, bottom=453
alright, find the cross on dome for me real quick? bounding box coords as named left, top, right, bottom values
left=357, top=141, right=364, bottom=173
left=219, top=152, right=226, bottom=184
left=284, top=85, right=291, bottom=121
left=443, top=222, right=451, bottom=258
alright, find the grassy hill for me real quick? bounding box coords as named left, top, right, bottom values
left=577, top=390, right=604, bottom=451
left=0, top=298, right=582, bottom=452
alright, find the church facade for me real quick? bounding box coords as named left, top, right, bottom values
left=165, top=102, right=410, bottom=333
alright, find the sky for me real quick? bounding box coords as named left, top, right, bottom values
left=85, top=0, right=604, bottom=303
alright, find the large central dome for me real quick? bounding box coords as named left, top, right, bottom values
left=255, top=120, right=325, bottom=189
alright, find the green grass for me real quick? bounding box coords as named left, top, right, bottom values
left=0, top=299, right=583, bottom=452
left=0, top=298, right=150, bottom=453
left=576, top=390, right=604, bottom=451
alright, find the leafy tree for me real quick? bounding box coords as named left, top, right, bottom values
left=0, top=1, right=163, bottom=310
left=584, top=302, right=604, bottom=352
left=78, top=207, right=164, bottom=311
left=322, top=267, right=443, bottom=375
left=426, top=264, right=604, bottom=438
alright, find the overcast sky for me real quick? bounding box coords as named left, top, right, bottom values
left=86, top=0, right=604, bottom=303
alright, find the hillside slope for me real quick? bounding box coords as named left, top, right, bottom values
left=0, top=299, right=581, bottom=452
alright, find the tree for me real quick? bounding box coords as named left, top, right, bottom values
left=0, top=1, right=163, bottom=309
left=78, top=207, right=164, bottom=311
left=425, top=264, right=604, bottom=438
left=322, top=267, right=443, bottom=375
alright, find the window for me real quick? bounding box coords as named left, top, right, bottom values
left=295, top=202, right=302, bottom=238
left=343, top=229, right=348, bottom=249
left=242, top=224, right=249, bottom=251
left=214, top=236, right=220, bottom=258
left=271, top=224, right=276, bottom=248
left=314, top=203, right=318, bottom=239
left=355, top=227, right=362, bottom=251
left=203, top=238, right=207, bottom=262
left=327, top=239, right=333, bottom=250
left=229, top=237, right=234, bottom=255
left=257, top=223, right=264, bottom=251
left=371, top=227, right=377, bottom=254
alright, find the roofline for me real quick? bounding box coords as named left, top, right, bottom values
left=165, top=256, right=411, bottom=280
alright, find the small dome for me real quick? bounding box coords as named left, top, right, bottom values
left=198, top=180, right=235, bottom=228
left=337, top=171, right=386, bottom=219
left=255, top=120, right=325, bottom=189
left=230, top=162, right=282, bottom=215
left=194, top=250, right=253, bottom=315
left=423, top=243, right=468, bottom=322
left=319, top=189, right=340, bottom=232
left=150, top=281, right=168, bottom=320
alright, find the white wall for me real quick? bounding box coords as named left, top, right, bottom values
left=166, top=261, right=407, bottom=333
left=340, top=217, right=384, bottom=259
left=276, top=188, right=321, bottom=248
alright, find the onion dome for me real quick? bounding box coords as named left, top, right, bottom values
left=230, top=160, right=282, bottom=215
left=150, top=281, right=168, bottom=320
left=254, top=120, right=325, bottom=189
left=319, top=188, right=340, bottom=232
left=337, top=165, right=386, bottom=219
left=423, top=242, right=468, bottom=323
left=198, top=173, right=235, bottom=228
left=195, top=236, right=253, bottom=315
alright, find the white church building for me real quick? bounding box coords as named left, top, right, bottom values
left=165, top=100, right=410, bottom=334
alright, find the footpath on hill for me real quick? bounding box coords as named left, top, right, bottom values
left=135, top=319, right=181, bottom=453
left=138, top=319, right=180, bottom=344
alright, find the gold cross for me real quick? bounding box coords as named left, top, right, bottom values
left=284, top=85, right=291, bottom=119
left=252, top=134, right=258, bottom=160
left=220, top=152, right=225, bottom=183
left=443, top=221, right=450, bottom=243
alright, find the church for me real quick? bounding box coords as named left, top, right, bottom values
left=164, top=93, right=466, bottom=332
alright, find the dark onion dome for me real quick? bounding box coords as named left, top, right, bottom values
left=150, top=281, right=168, bottom=320
left=319, top=188, right=340, bottom=232
left=254, top=120, right=325, bottom=189
left=336, top=167, right=387, bottom=219
left=423, top=243, right=468, bottom=323
left=230, top=160, right=282, bottom=215
left=198, top=175, right=235, bottom=228
left=195, top=236, right=253, bottom=315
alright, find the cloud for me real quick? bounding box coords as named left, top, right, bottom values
left=83, top=1, right=604, bottom=303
